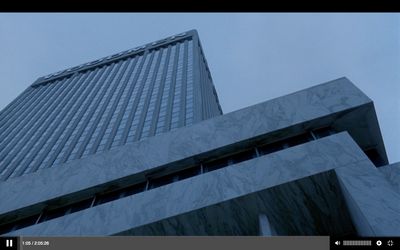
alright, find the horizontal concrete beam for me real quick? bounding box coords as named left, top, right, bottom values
left=8, top=132, right=369, bottom=235
left=0, top=78, right=375, bottom=217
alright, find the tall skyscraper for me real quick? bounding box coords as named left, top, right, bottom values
left=0, top=30, right=399, bottom=236
left=0, top=30, right=222, bottom=181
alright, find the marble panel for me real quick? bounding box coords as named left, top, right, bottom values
left=0, top=78, right=375, bottom=217
left=335, top=160, right=400, bottom=236
left=6, top=132, right=368, bottom=235
left=378, top=162, right=400, bottom=193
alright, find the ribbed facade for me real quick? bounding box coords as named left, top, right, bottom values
left=0, top=30, right=222, bottom=181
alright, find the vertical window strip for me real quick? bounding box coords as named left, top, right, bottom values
left=155, top=45, right=176, bottom=135
left=107, top=55, right=144, bottom=149
left=58, top=62, right=118, bottom=164
left=186, top=40, right=194, bottom=125
left=178, top=40, right=189, bottom=128
left=6, top=70, right=94, bottom=178
left=119, top=51, right=154, bottom=144
left=90, top=57, right=137, bottom=154
left=163, top=43, right=181, bottom=132
left=13, top=69, right=100, bottom=177
left=31, top=66, right=107, bottom=173
left=69, top=60, right=126, bottom=160
left=0, top=82, right=58, bottom=149
left=79, top=60, right=130, bottom=157
left=0, top=87, right=36, bottom=129
left=134, top=49, right=163, bottom=141
left=127, top=51, right=159, bottom=142
left=149, top=45, right=172, bottom=137
left=141, top=48, right=168, bottom=139
left=112, top=55, right=148, bottom=146
left=0, top=73, right=85, bottom=180
left=0, top=77, right=73, bottom=176
left=170, top=42, right=185, bottom=130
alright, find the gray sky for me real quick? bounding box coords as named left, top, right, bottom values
left=0, top=13, right=399, bottom=164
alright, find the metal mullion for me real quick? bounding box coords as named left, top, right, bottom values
left=28, top=68, right=104, bottom=173
left=203, top=63, right=209, bottom=118
left=0, top=77, right=71, bottom=165
left=88, top=58, right=134, bottom=154
left=192, top=36, right=202, bottom=123
left=185, top=40, right=194, bottom=125
left=205, top=59, right=212, bottom=117
left=58, top=63, right=116, bottom=164
left=198, top=52, right=205, bottom=120
left=103, top=56, right=141, bottom=150
left=119, top=51, right=154, bottom=145
left=163, top=42, right=181, bottom=132
left=255, top=147, right=261, bottom=157
left=35, top=211, right=44, bottom=224
left=0, top=82, right=58, bottom=144
left=0, top=87, right=35, bottom=128
left=310, top=131, right=317, bottom=140
left=148, top=45, right=172, bottom=137
left=90, top=196, right=97, bottom=207
left=179, top=40, right=189, bottom=127
left=42, top=66, right=109, bottom=169
left=2, top=72, right=91, bottom=179
left=204, top=60, right=211, bottom=118
left=134, top=49, right=163, bottom=141
left=0, top=74, right=81, bottom=178
left=74, top=60, right=126, bottom=159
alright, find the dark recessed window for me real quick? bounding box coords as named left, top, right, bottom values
left=230, top=149, right=257, bottom=165
left=121, top=182, right=147, bottom=197
left=14, top=214, right=40, bottom=230
left=69, top=198, right=93, bottom=213
left=282, top=133, right=313, bottom=147
left=0, top=222, right=16, bottom=235
left=257, top=141, right=283, bottom=156
left=203, top=157, right=229, bottom=173
left=364, top=148, right=384, bottom=167
left=175, top=166, right=201, bottom=181
left=313, top=127, right=334, bottom=139
left=94, top=189, right=123, bottom=206
left=148, top=173, right=176, bottom=189
left=39, top=205, right=71, bottom=223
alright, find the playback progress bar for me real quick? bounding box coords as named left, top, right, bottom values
left=343, top=240, right=372, bottom=246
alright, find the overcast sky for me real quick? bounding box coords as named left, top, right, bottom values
left=0, top=13, right=398, bottom=164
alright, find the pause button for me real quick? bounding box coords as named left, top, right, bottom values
left=6, top=239, right=13, bottom=247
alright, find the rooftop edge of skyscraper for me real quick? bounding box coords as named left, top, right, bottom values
left=31, top=30, right=200, bottom=87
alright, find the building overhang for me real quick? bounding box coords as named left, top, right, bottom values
left=0, top=77, right=389, bottom=233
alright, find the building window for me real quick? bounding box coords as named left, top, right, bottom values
left=312, top=127, right=335, bottom=139
left=257, top=141, right=283, bottom=156
left=230, top=149, right=257, bottom=164
left=203, top=157, right=229, bottom=173
left=1, top=127, right=340, bottom=234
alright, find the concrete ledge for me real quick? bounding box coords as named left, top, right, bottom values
left=7, top=132, right=368, bottom=235
left=0, top=78, right=376, bottom=217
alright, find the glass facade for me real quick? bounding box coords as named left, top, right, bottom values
left=0, top=32, right=222, bottom=180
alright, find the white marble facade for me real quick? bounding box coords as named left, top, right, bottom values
left=1, top=78, right=399, bottom=236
